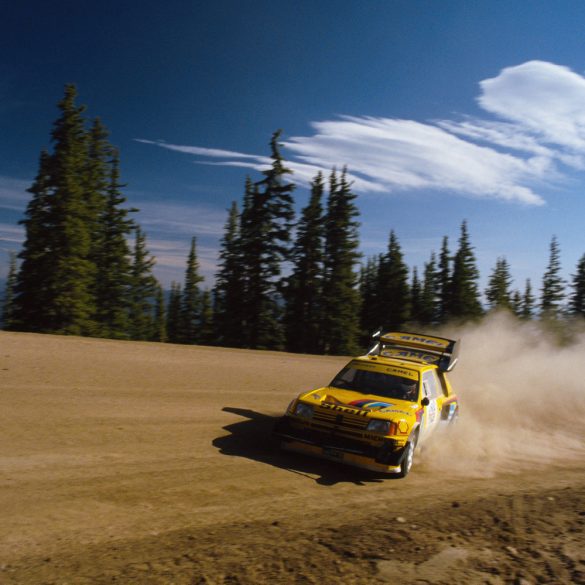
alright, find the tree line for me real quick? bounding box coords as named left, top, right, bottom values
left=2, top=86, right=161, bottom=340
left=3, top=86, right=585, bottom=354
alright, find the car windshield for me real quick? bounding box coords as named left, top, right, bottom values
left=330, top=367, right=419, bottom=402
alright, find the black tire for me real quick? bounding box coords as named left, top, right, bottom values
left=397, top=431, right=418, bottom=478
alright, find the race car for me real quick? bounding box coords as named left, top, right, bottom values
left=273, top=331, right=460, bottom=477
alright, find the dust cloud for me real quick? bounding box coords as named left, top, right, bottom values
left=419, top=312, right=585, bottom=477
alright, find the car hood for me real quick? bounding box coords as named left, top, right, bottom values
left=300, top=386, right=417, bottom=417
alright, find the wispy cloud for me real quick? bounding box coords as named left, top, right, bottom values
left=135, top=139, right=263, bottom=161
left=146, top=237, right=218, bottom=286
left=138, top=60, right=585, bottom=206
left=135, top=201, right=226, bottom=238
left=284, top=116, right=547, bottom=205
left=0, top=224, right=25, bottom=261
left=0, top=223, right=24, bottom=242
left=0, top=176, right=30, bottom=211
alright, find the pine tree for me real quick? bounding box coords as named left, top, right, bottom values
left=320, top=168, right=361, bottom=355
left=569, top=253, right=585, bottom=317
left=199, top=289, right=215, bottom=345
left=377, top=230, right=410, bottom=330
left=128, top=227, right=158, bottom=340
left=84, top=118, right=111, bottom=268
left=410, top=266, right=422, bottom=323
left=510, top=290, right=523, bottom=317
left=521, top=279, right=535, bottom=320
left=45, top=84, right=97, bottom=335
left=359, top=255, right=381, bottom=343
left=420, top=251, right=439, bottom=325
left=2, top=252, right=18, bottom=329
left=13, top=150, right=55, bottom=330
left=238, top=132, right=295, bottom=350
left=284, top=172, right=324, bottom=353
left=258, top=130, right=296, bottom=264
left=13, top=85, right=142, bottom=339
left=238, top=177, right=256, bottom=347
left=166, top=282, right=182, bottom=343
left=485, top=257, right=512, bottom=310
left=15, top=85, right=97, bottom=334
left=214, top=201, right=243, bottom=347
left=540, top=236, right=565, bottom=318
left=437, top=236, right=451, bottom=322
left=448, top=221, right=483, bottom=320
left=153, top=285, right=167, bottom=342
left=180, top=237, right=204, bottom=344
left=94, top=150, right=135, bottom=338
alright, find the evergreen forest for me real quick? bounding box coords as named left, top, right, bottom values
left=3, top=86, right=585, bottom=354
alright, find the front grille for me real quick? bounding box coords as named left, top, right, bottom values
left=313, top=407, right=370, bottom=432
left=274, top=416, right=406, bottom=465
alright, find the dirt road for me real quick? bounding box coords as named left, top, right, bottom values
left=1, top=325, right=584, bottom=584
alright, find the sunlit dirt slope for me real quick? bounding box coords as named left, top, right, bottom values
left=1, top=316, right=584, bottom=584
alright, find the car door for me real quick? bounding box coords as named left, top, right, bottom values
left=420, top=370, right=441, bottom=438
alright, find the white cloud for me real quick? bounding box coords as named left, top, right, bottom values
left=284, top=116, right=546, bottom=205
left=138, top=60, right=585, bottom=207
left=478, top=60, right=585, bottom=151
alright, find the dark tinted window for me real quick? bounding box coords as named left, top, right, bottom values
left=330, top=367, right=419, bottom=402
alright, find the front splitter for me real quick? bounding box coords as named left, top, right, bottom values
left=280, top=439, right=402, bottom=474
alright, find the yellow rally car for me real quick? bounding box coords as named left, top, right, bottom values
left=274, top=331, right=460, bottom=477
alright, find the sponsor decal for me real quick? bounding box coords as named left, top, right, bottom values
left=381, top=409, right=410, bottom=416
left=320, top=402, right=370, bottom=417
left=390, top=333, right=448, bottom=348
left=383, top=366, right=419, bottom=380
left=381, top=348, right=440, bottom=364
left=349, top=361, right=418, bottom=380
left=349, top=399, right=394, bottom=410
left=427, top=400, right=437, bottom=424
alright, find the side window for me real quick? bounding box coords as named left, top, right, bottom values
left=422, top=371, right=441, bottom=399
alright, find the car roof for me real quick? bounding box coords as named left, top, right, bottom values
left=352, top=354, right=435, bottom=373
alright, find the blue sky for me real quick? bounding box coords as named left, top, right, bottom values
left=3, top=1, right=585, bottom=300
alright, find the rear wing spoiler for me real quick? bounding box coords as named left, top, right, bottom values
left=368, top=330, right=460, bottom=372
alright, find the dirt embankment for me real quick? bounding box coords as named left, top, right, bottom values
left=1, top=316, right=584, bottom=584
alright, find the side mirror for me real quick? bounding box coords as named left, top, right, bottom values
left=421, top=397, right=430, bottom=407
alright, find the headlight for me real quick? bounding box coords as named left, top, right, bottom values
left=294, top=402, right=314, bottom=419
left=366, top=419, right=391, bottom=434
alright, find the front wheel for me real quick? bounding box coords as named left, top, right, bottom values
left=397, top=432, right=418, bottom=478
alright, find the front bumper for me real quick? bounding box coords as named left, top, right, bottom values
left=273, top=416, right=409, bottom=474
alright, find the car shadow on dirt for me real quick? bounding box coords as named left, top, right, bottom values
left=213, top=406, right=393, bottom=486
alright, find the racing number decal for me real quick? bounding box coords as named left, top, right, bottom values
left=427, top=396, right=438, bottom=425
left=423, top=380, right=437, bottom=424
left=422, top=375, right=440, bottom=435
